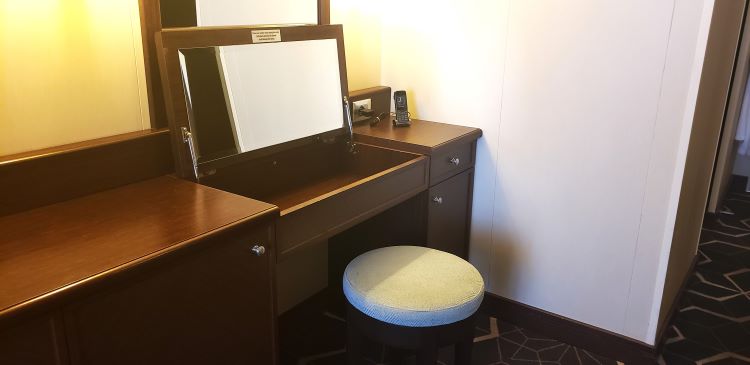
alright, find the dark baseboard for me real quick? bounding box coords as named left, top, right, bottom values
left=481, top=292, right=657, bottom=364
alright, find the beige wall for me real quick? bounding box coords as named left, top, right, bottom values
left=0, top=0, right=376, bottom=158
left=0, top=0, right=150, bottom=156
left=330, top=0, right=381, bottom=91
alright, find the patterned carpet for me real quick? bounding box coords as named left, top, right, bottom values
left=279, top=289, right=621, bottom=365
left=659, top=189, right=750, bottom=364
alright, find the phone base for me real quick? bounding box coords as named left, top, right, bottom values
left=392, top=119, right=411, bottom=128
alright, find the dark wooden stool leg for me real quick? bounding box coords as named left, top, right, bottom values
left=416, top=330, right=438, bottom=365
left=416, top=345, right=437, bottom=365
left=387, top=348, right=411, bottom=365
left=347, top=316, right=364, bottom=365
left=455, top=337, right=474, bottom=364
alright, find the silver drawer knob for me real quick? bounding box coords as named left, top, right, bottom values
left=432, top=196, right=443, bottom=205
left=250, top=245, right=266, bottom=256
left=449, top=157, right=460, bottom=166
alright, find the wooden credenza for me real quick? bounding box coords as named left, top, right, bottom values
left=0, top=176, right=278, bottom=365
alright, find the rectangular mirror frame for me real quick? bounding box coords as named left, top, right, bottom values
left=138, top=0, right=330, bottom=129
left=156, top=24, right=348, bottom=180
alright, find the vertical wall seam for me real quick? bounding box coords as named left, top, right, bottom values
left=620, top=0, right=678, bottom=341
left=488, top=0, right=513, bottom=292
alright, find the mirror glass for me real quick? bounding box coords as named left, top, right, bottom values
left=178, top=39, right=345, bottom=163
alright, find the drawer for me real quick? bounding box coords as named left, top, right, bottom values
left=430, top=141, right=474, bottom=185
left=277, top=156, right=429, bottom=258
left=427, top=169, right=473, bottom=258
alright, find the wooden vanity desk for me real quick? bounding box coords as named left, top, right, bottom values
left=0, top=120, right=481, bottom=365
left=5, top=24, right=489, bottom=365
left=0, top=14, right=486, bottom=365
left=0, top=176, right=278, bottom=365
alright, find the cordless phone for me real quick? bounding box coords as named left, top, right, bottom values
left=393, top=90, right=411, bottom=127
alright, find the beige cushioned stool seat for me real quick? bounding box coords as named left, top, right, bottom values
left=343, top=246, right=484, bottom=327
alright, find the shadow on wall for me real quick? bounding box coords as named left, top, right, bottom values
left=488, top=230, right=523, bottom=297
left=478, top=142, right=523, bottom=297
left=404, top=89, right=418, bottom=116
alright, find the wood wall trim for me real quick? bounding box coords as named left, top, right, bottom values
left=139, top=0, right=168, bottom=129
left=0, top=129, right=165, bottom=165
left=318, top=0, right=331, bottom=24
left=482, top=293, right=657, bottom=364
left=0, top=129, right=174, bottom=217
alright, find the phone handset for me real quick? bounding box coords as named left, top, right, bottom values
left=393, top=90, right=411, bottom=127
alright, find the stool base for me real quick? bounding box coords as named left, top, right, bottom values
left=345, top=302, right=476, bottom=365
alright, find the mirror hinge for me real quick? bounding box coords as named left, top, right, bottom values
left=343, top=96, right=358, bottom=154
left=181, top=127, right=200, bottom=180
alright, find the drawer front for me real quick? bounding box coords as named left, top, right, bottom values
left=277, top=157, right=429, bottom=258
left=64, top=223, right=277, bottom=365
left=430, top=141, right=474, bottom=185
left=427, top=169, right=472, bottom=258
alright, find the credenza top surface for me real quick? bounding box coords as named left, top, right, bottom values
left=0, top=175, right=277, bottom=319
left=353, top=118, right=482, bottom=155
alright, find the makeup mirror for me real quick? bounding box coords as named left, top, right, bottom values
left=178, top=39, right=345, bottom=163
left=156, top=25, right=349, bottom=179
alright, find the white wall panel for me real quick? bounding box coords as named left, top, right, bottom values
left=374, top=0, right=713, bottom=344
left=343, top=0, right=713, bottom=344
left=380, top=0, right=510, bottom=283
left=493, top=1, right=675, bottom=335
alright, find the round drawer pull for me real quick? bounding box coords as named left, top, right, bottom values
left=250, top=245, right=266, bottom=256
left=432, top=196, right=443, bottom=205
left=449, top=157, right=460, bottom=166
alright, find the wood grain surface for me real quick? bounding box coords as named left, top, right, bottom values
left=0, top=176, right=277, bottom=321
left=354, top=118, right=482, bottom=155
left=0, top=129, right=173, bottom=217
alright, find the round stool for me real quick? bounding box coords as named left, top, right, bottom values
left=343, top=246, right=484, bottom=365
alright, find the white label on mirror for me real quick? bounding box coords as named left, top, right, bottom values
left=251, top=30, right=281, bottom=43
left=219, top=39, right=344, bottom=153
